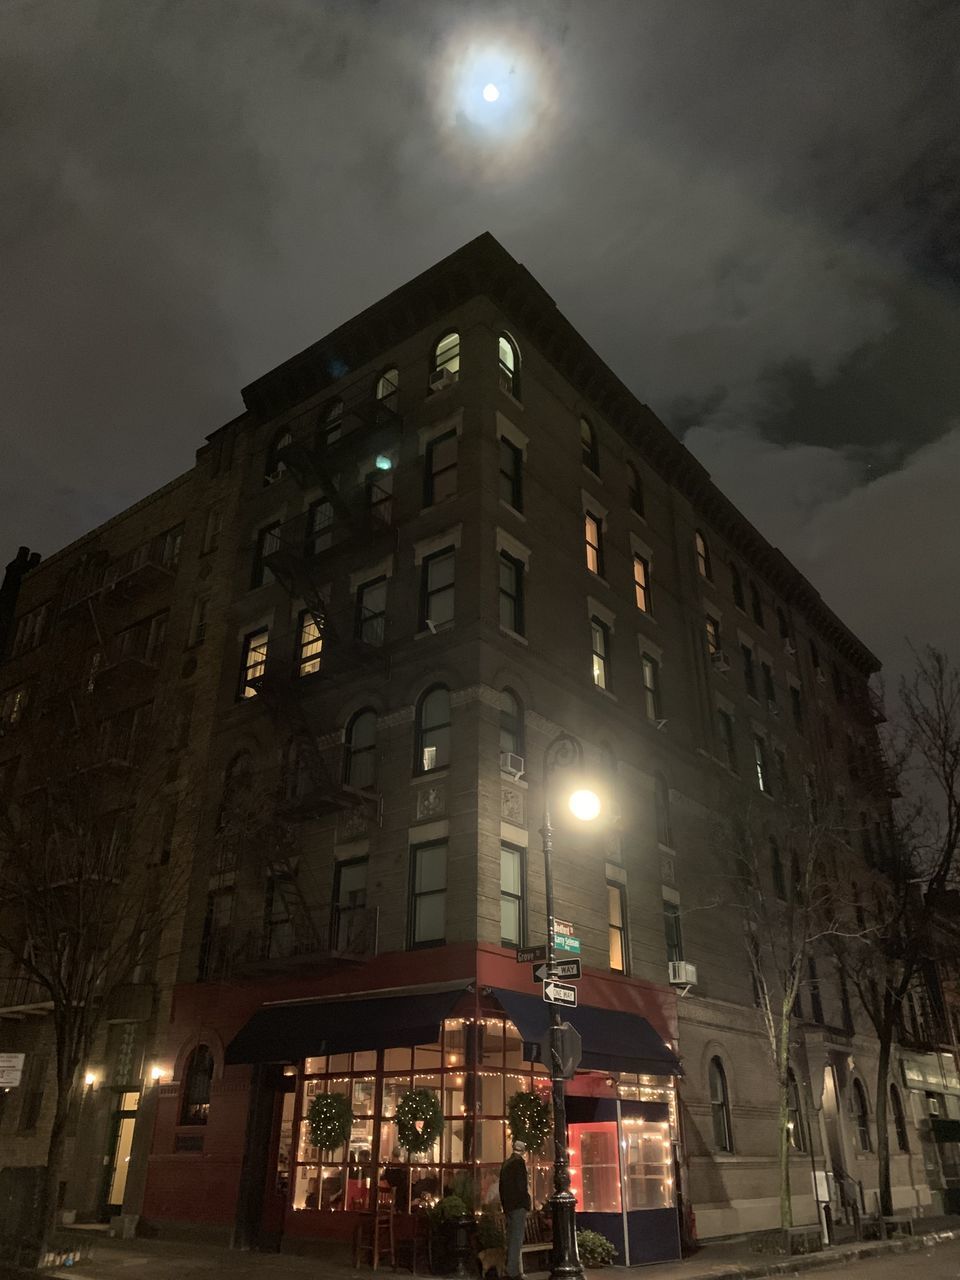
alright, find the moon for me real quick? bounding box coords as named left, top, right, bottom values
left=482, top=83, right=500, bottom=102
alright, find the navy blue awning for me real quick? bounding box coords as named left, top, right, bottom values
left=225, top=982, right=471, bottom=1066
left=491, top=988, right=682, bottom=1077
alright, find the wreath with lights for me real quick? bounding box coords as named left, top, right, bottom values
left=506, top=1090, right=551, bottom=1152
left=396, top=1087, right=444, bottom=1154
left=306, top=1092, right=354, bottom=1151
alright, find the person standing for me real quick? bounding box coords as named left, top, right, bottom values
left=499, top=1139, right=531, bottom=1280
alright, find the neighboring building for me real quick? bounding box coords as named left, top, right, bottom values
left=0, top=233, right=953, bottom=1251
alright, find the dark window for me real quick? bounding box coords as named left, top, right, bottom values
left=264, top=430, right=292, bottom=485
left=641, top=653, right=662, bottom=720
left=306, top=495, right=335, bottom=555
left=852, top=1079, right=871, bottom=1152
left=628, top=464, right=644, bottom=517
left=238, top=628, right=268, bottom=699
left=770, top=836, right=786, bottom=899
left=890, top=1085, right=909, bottom=1153
left=499, top=688, right=524, bottom=757
left=431, top=331, right=460, bottom=380
left=608, top=880, right=628, bottom=973
left=790, top=685, right=803, bottom=732
left=419, top=547, right=455, bottom=631
left=416, top=685, right=451, bottom=774
left=634, top=556, right=652, bottom=613
left=424, top=430, right=458, bottom=505
left=750, top=582, right=764, bottom=628
left=762, top=662, right=776, bottom=705
left=410, top=841, right=447, bottom=948
left=498, top=553, right=524, bottom=635
left=251, top=523, right=281, bottom=589
left=730, top=562, right=745, bottom=609
left=655, top=775, right=673, bottom=846
left=500, top=843, right=524, bottom=946
left=580, top=417, right=599, bottom=473
left=718, top=708, right=737, bottom=771
left=263, top=869, right=294, bottom=958
left=775, top=747, right=788, bottom=796
left=201, top=507, right=222, bottom=554
left=810, top=640, right=821, bottom=676
left=584, top=511, right=604, bottom=575
left=499, top=437, right=523, bottom=510
left=787, top=1072, right=806, bottom=1151
left=281, top=736, right=312, bottom=802
left=356, top=577, right=387, bottom=646
left=591, top=618, right=611, bottom=690
left=180, top=1045, right=213, bottom=1126
left=832, top=663, right=846, bottom=703
left=332, top=858, right=368, bottom=953
left=754, top=736, right=771, bottom=795
left=663, top=900, right=683, bottom=964
left=498, top=333, right=520, bottom=398
left=777, top=607, right=790, bottom=642
left=695, top=531, right=712, bottom=580
left=345, top=709, right=377, bottom=790
left=297, top=610, right=323, bottom=676
left=320, top=397, right=344, bottom=445
left=742, top=643, right=757, bottom=698
left=709, top=1058, right=733, bottom=1152
left=808, top=957, right=824, bottom=1024
left=365, top=467, right=393, bottom=527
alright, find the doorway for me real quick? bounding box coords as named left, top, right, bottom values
left=101, top=1090, right=140, bottom=1218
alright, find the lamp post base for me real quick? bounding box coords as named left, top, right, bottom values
left=548, top=1188, right=584, bottom=1280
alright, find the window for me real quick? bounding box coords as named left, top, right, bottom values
left=500, top=844, right=524, bottom=946
left=633, top=556, right=651, bottom=613
left=591, top=618, right=611, bottom=690
left=655, top=775, right=672, bottom=846
left=499, top=553, right=524, bottom=635
left=11, top=603, right=48, bottom=656
left=770, top=837, right=786, bottom=899
left=641, top=653, right=662, bottom=721
left=499, top=436, right=523, bottom=510
left=410, top=841, right=447, bottom=948
left=742, top=643, right=757, bottom=698
left=344, top=709, right=377, bottom=791
left=761, top=662, right=776, bottom=706
left=321, top=397, right=344, bottom=445
left=499, top=689, right=524, bottom=757
left=263, top=868, right=294, bottom=958
left=160, top=524, right=184, bottom=569
left=298, top=610, right=323, bottom=676
left=808, top=956, right=824, bottom=1024
left=809, top=640, right=821, bottom=677
left=580, top=417, right=599, bottom=473
left=332, top=858, right=368, bottom=952
left=663, top=900, right=683, bottom=964
left=730, top=563, right=745, bottom=610
left=777, top=607, right=791, bottom=642
left=705, top=615, right=721, bottom=656
left=264, top=429, right=292, bottom=485
left=365, top=467, right=394, bottom=527
left=718, top=708, right=737, bottom=771
left=754, top=735, right=771, bottom=794
left=750, top=582, right=764, bottom=628
left=628, top=464, right=644, bottom=517
left=180, top=1045, right=214, bottom=1126
left=0, top=685, right=29, bottom=730
left=498, top=333, right=520, bottom=397
left=239, top=628, right=268, bottom=699
left=584, top=511, right=604, bottom=575
left=190, top=597, right=209, bottom=646
left=775, top=747, right=788, bottom=796
left=832, top=663, right=846, bottom=704
left=416, top=685, right=451, bottom=773
left=852, top=1080, right=871, bottom=1152
left=419, top=547, right=455, bottom=631
left=251, top=522, right=281, bottom=589
left=431, top=331, right=460, bottom=380
left=375, top=367, right=399, bottom=409
left=709, top=1058, right=733, bottom=1152
left=695, top=530, right=712, bottom=580
left=201, top=507, right=222, bottom=554
left=890, top=1085, right=910, bottom=1153
left=424, top=430, right=458, bottom=505
left=356, top=577, right=387, bottom=646
left=790, top=685, right=803, bottom=732
left=787, top=1072, right=806, bottom=1151
left=608, top=880, right=628, bottom=973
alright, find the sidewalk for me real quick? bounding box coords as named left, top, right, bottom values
left=44, top=1217, right=960, bottom=1280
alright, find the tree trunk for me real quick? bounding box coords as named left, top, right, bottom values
left=36, top=1083, right=74, bottom=1262
left=875, top=1014, right=894, bottom=1217
left=778, top=1077, right=793, bottom=1228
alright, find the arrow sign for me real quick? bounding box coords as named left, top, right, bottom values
left=516, top=945, right=547, bottom=964
left=542, top=980, right=578, bottom=1008
left=532, top=959, right=582, bottom=983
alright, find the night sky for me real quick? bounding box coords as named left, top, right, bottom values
left=3, top=1, right=958, bottom=689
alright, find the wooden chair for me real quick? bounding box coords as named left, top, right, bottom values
left=354, top=1189, right=397, bottom=1271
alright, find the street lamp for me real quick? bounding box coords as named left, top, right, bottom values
left=541, top=731, right=600, bottom=1280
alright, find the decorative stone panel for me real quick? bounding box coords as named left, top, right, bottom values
left=416, top=784, right=446, bottom=821
left=501, top=786, right=524, bottom=825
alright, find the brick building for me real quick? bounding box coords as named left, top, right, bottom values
left=1, top=233, right=956, bottom=1254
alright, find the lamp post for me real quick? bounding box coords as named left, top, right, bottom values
left=541, top=731, right=598, bottom=1280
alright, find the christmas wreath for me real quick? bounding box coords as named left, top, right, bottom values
left=506, top=1090, right=551, bottom=1151
left=306, top=1091, right=354, bottom=1151
left=396, top=1087, right=444, bottom=1153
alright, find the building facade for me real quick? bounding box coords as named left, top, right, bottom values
left=1, top=234, right=956, bottom=1252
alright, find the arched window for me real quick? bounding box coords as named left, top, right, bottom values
left=580, top=417, right=599, bottom=473
left=345, top=708, right=377, bottom=791
left=416, top=685, right=451, bottom=774
left=498, top=333, right=520, bottom=398
left=787, top=1070, right=806, bottom=1151
left=890, top=1084, right=909, bottom=1153
left=321, top=397, right=344, bottom=446
left=709, top=1057, right=733, bottom=1152
left=264, top=430, right=292, bottom=486
left=375, top=367, right=399, bottom=404
left=695, top=530, right=712, bottom=580
left=180, top=1044, right=213, bottom=1126
left=655, top=775, right=672, bottom=847
left=628, top=464, right=644, bottom=517
left=431, top=332, right=460, bottom=383
left=499, top=688, right=524, bottom=758
left=852, top=1079, right=871, bottom=1151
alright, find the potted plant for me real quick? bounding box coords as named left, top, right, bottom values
left=430, top=1194, right=473, bottom=1277
left=576, top=1228, right=618, bottom=1267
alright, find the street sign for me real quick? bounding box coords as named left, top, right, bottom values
left=516, top=945, right=547, bottom=964
left=0, top=1053, right=25, bottom=1088
left=532, top=958, right=582, bottom=983
left=538, top=1023, right=582, bottom=1079
left=550, top=918, right=574, bottom=937
left=554, top=935, right=581, bottom=955
left=542, top=980, right=578, bottom=1008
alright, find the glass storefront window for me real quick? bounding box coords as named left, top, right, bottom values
left=384, top=1047, right=412, bottom=1072
left=622, top=1118, right=672, bottom=1210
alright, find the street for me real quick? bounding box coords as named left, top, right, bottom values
left=770, top=1238, right=960, bottom=1280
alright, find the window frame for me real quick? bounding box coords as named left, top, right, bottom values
left=607, top=879, right=629, bottom=974
left=251, top=522, right=281, bottom=589
left=591, top=616, right=611, bottom=691
left=344, top=708, right=378, bottom=791
left=663, top=899, right=683, bottom=964
left=409, top=840, right=448, bottom=949
left=695, top=530, right=712, bottom=580
left=238, top=628, right=269, bottom=700
left=500, top=842, right=525, bottom=948
left=750, top=582, right=765, bottom=629
left=415, top=684, right=451, bottom=775
left=753, top=734, right=771, bottom=795
left=890, top=1084, right=910, bottom=1153
left=498, top=551, right=525, bottom=635
left=633, top=555, right=652, bottom=613
left=264, top=429, right=292, bottom=486
left=424, top=429, right=458, bottom=506
left=709, top=1057, right=733, bottom=1153
left=787, top=1071, right=806, bottom=1152
left=331, top=856, right=369, bottom=953
left=499, top=436, right=523, bottom=511
left=627, top=464, right=644, bottom=517
left=431, top=330, right=461, bottom=380
left=717, top=707, right=737, bottom=771
left=498, top=333, right=520, bottom=398
left=730, top=562, right=745, bottom=610
left=297, top=609, right=323, bottom=677
left=580, top=417, right=599, bottom=474
left=641, top=652, right=662, bottom=721
left=584, top=510, right=605, bottom=576
left=419, top=546, right=455, bottom=632
left=356, top=576, right=388, bottom=646
left=499, top=688, right=524, bottom=758
left=179, top=1044, right=214, bottom=1127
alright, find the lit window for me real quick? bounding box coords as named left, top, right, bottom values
left=754, top=735, right=771, bottom=794
left=709, top=1057, right=733, bottom=1152
left=705, top=615, right=721, bottom=656
left=410, top=841, right=447, bottom=948
left=628, top=464, right=644, bottom=517
left=718, top=708, right=737, bottom=771
left=344, top=709, right=377, bottom=791
left=633, top=556, right=651, bottom=613
left=239, top=629, right=268, bottom=699
left=0, top=685, right=29, bottom=730
left=584, top=511, right=604, bottom=575
left=356, top=577, right=387, bottom=646
left=499, top=437, right=523, bottom=510
left=591, top=617, right=611, bottom=690
left=424, top=430, right=458, bottom=505
left=580, top=417, right=599, bottom=473
left=297, top=611, right=323, bottom=676
left=641, top=654, right=662, bottom=721
left=431, top=331, right=460, bottom=380
left=419, top=547, right=455, bottom=631
left=498, top=552, right=524, bottom=635
left=663, top=900, right=683, bottom=964
left=264, top=429, right=292, bottom=486
left=695, top=531, right=712, bottom=579
left=416, top=686, right=451, bottom=774
left=500, top=844, right=524, bottom=946
left=375, top=367, right=399, bottom=405
left=608, top=881, right=628, bottom=973
left=498, top=333, right=520, bottom=397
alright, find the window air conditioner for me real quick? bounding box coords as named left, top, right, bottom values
left=429, top=368, right=457, bottom=392
left=928, top=1097, right=941, bottom=1116
left=668, top=960, right=698, bottom=986
left=499, top=752, right=525, bottom=779
left=711, top=650, right=731, bottom=673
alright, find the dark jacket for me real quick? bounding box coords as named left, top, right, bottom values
left=499, top=1153, right=531, bottom=1212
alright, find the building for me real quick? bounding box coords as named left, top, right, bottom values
left=0, top=233, right=955, bottom=1254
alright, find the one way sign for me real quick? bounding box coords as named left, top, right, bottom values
left=532, top=958, right=582, bottom=983
left=542, top=980, right=578, bottom=1008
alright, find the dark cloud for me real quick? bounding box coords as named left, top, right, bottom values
left=0, top=0, right=957, bottom=676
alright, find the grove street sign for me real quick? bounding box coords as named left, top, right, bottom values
left=516, top=945, right=547, bottom=964
left=542, top=980, right=578, bottom=1008
left=532, top=958, right=582, bottom=983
